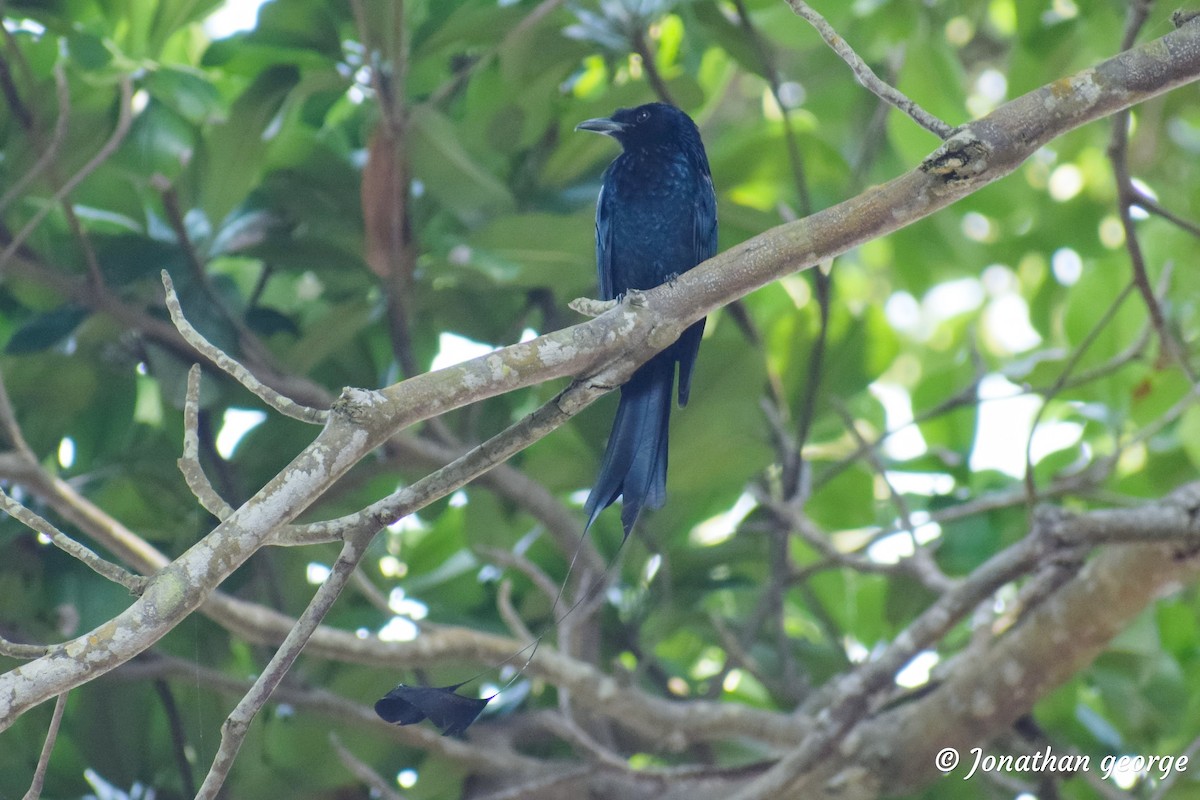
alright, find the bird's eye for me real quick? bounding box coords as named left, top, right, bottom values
left=636, top=109, right=651, bottom=122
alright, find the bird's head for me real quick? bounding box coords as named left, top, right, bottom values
left=575, top=102, right=701, bottom=151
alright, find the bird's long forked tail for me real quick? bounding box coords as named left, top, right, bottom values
left=583, top=354, right=675, bottom=537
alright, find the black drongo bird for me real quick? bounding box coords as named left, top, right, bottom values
left=576, top=102, right=717, bottom=537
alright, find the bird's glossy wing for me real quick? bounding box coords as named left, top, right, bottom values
left=694, top=172, right=718, bottom=263
left=595, top=172, right=617, bottom=301
left=677, top=171, right=717, bottom=405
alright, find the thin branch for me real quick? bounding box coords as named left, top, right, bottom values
left=22, top=692, right=68, bottom=800
left=160, top=271, right=327, bottom=424
left=1116, top=380, right=1200, bottom=458
left=1118, top=0, right=1155, bottom=51
left=542, top=709, right=631, bottom=770
left=1148, top=728, right=1200, bottom=800
left=350, top=567, right=395, bottom=617
left=0, top=37, right=35, bottom=130
left=389, top=434, right=607, bottom=576
left=791, top=262, right=832, bottom=494
left=733, top=521, right=1058, bottom=800
left=831, top=399, right=954, bottom=592
left=708, top=612, right=782, bottom=700
left=59, top=197, right=104, bottom=287
left=152, top=177, right=266, bottom=353
left=1109, top=117, right=1191, bottom=378
left=1107, top=0, right=1193, bottom=381
left=0, top=488, right=147, bottom=593
left=351, top=0, right=423, bottom=378
left=272, top=380, right=606, bottom=547
left=784, top=0, right=956, bottom=139
left=477, top=544, right=562, bottom=606
left=756, top=487, right=941, bottom=584
left=467, top=768, right=595, bottom=800
left=178, top=364, right=235, bottom=519
left=496, top=578, right=536, bottom=643
left=0, top=75, right=133, bottom=271
left=0, top=60, right=70, bottom=217
left=765, top=519, right=802, bottom=691
left=631, top=26, right=675, bottom=106
left=730, top=2, right=826, bottom=501
left=153, top=679, right=198, bottom=798
left=1131, top=190, right=1200, bottom=237
left=330, top=734, right=406, bottom=800
left=197, top=527, right=378, bottom=797
left=733, top=0, right=812, bottom=212
left=0, top=635, right=50, bottom=659
left=862, top=467, right=1099, bottom=549
left=0, top=366, right=35, bottom=458
left=1023, top=280, right=1138, bottom=504
left=814, top=355, right=986, bottom=493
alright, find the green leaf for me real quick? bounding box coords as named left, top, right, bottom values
left=5, top=306, right=90, bottom=354
left=118, top=98, right=196, bottom=178
left=408, top=105, right=517, bottom=223
left=1179, top=405, right=1200, bottom=471
left=464, top=211, right=593, bottom=289
left=144, top=65, right=223, bottom=124
left=196, top=64, right=301, bottom=224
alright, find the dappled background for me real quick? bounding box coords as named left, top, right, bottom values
left=2, top=1, right=1200, bottom=798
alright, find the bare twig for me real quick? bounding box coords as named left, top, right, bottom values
left=350, top=567, right=395, bottom=617
left=1109, top=120, right=1191, bottom=377
left=178, top=364, right=235, bottom=519
left=784, top=0, right=956, bottom=139
left=22, top=692, right=68, bottom=800
left=272, top=380, right=607, bottom=547
left=814, top=364, right=985, bottom=492
left=831, top=400, right=954, bottom=592
left=496, top=578, right=536, bottom=643
left=152, top=177, right=270, bottom=357
left=0, top=489, right=147, bottom=593
left=543, top=709, right=631, bottom=770
left=478, top=544, right=562, bottom=606
left=631, top=26, right=675, bottom=106
left=1107, top=0, right=1194, bottom=381
left=330, top=733, right=406, bottom=800
left=468, top=768, right=595, bottom=800
left=153, top=679, right=198, bottom=797
left=351, top=0, right=423, bottom=378
left=160, top=271, right=327, bottom=424
left=0, top=367, right=35, bottom=458
left=1130, top=190, right=1200, bottom=237
left=733, top=524, right=1054, bottom=800
left=729, top=3, right=826, bottom=502
left=1148, top=728, right=1200, bottom=800
left=196, top=527, right=378, bottom=797
left=0, top=635, right=49, bottom=659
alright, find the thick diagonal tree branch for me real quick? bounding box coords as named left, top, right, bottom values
left=2, top=17, right=1199, bottom=734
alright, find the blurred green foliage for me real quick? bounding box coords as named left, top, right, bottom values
left=1, top=0, right=1199, bottom=798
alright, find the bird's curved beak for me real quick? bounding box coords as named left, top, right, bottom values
left=575, top=117, right=624, bottom=136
